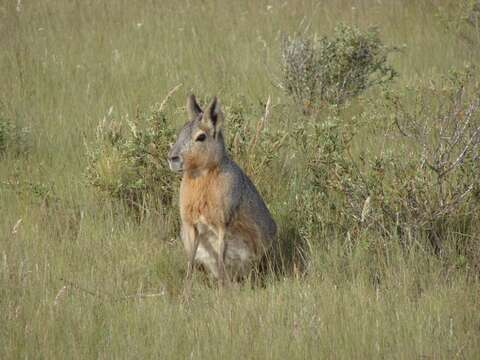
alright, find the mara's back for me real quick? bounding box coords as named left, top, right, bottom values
left=227, top=159, right=277, bottom=247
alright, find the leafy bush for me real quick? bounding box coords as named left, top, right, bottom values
left=281, top=24, right=397, bottom=112
left=316, top=25, right=398, bottom=105
left=280, top=36, right=318, bottom=112
left=225, top=97, right=288, bottom=184
left=304, top=67, right=480, bottom=253
left=86, top=104, right=177, bottom=210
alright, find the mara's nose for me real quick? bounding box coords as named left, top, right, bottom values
left=167, top=153, right=183, bottom=172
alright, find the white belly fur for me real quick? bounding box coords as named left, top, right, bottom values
left=193, top=223, right=257, bottom=279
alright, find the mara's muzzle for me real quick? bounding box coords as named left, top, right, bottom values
left=167, top=154, right=183, bottom=172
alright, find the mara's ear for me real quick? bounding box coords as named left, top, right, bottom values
left=187, top=94, right=202, bottom=120
left=201, top=97, right=224, bottom=136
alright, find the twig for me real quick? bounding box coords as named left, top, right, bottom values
left=393, top=114, right=411, bottom=138
left=431, top=184, right=475, bottom=220
left=439, top=125, right=480, bottom=177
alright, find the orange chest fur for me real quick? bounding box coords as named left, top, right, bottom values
left=179, top=172, right=224, bottom=226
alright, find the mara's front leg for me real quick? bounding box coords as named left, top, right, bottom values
left=182, top=223, right=199, bottom=294
left=216, top=226, right=228, bottom=288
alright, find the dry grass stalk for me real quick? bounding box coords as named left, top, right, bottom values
left=249, top=95, right=271, bottom=154
left=159, top=83, right=182, bottom=112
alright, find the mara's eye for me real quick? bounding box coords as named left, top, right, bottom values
left=195, top=133, right=206, bottom=142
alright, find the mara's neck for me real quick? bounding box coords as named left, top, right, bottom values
left=184, top=154, right=229, bottom=180
left=183, top=133, right=229, bottom=180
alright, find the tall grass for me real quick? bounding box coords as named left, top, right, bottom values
left=1, top=0, right=480, bottom=358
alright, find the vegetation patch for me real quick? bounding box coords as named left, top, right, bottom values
left=299, top=66, right=480, bottom=265
left=281, top=24, right=398, bottom=113
left=0, top=107, right=29, bottom=156
left=86, top=103, right=177, bottom=211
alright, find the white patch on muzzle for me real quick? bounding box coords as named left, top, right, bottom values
left=168, top=159, right=183, bottom=172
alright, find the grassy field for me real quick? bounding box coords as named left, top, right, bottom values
left=1, top=0, right=480, bottom=358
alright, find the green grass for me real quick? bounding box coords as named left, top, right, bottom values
left=1, top=0, right=480, bottom=358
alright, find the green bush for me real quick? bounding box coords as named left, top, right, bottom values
left=224, top=97, right=288, bottom=184
left=86, top=104, right=177, bottom=211
left=281, top=24, right=397, bottom=112
left=303, top=67, right=480, bottom=254
left=280, top=35, right=318, bottom=112
left=384, top=67, right=480, bottom=248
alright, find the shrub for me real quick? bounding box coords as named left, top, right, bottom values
left=86, top=103, right=177, bottom=211
left=385, top=67, right=480, bottom=249
left=280, top=35, right=318, bottom=112
left=304, top=67, right=480, bottom=253
left=281, top=24, right=397, bottom=112
left=315, top=24, right=398, bottom=105
left=225, top=96, right=288, bottom=184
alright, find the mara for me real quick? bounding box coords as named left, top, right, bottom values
left=168, top=95, right=277, bottom=287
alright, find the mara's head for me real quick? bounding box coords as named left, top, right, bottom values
left=168, top=94, right=226, bottom=174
